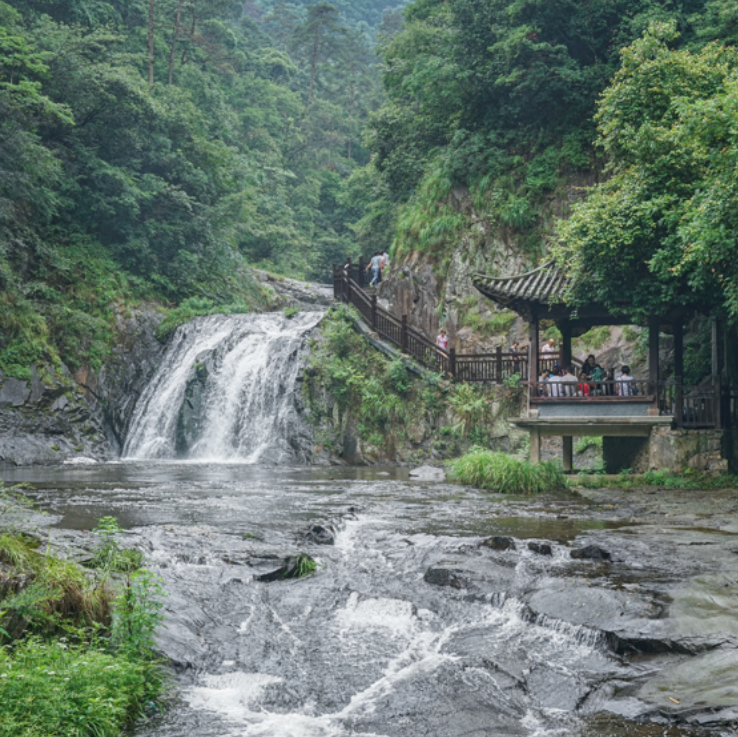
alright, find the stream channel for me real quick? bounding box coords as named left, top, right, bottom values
left=2, top=461, right=738, bottom=737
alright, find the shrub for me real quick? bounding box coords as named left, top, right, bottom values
left=87, top=517, right=144, bottom=573
left=447, top=449, right=566, bottom=493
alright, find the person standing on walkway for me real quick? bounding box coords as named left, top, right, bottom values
left=436, top=328, right=448, bottom=351
left=366, top=252, right=384, bottom=287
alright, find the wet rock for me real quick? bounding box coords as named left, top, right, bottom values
left=483, top=536, right=516, bottom=551
left=570, top=544, right=611, bottom=561
left=305, top=524, right=335, bottom=545
left=257, top=554, right=318, bottom=582
left=424, top=567, right=468, bottom=589
left=409, top=465, right=446, bottom=481
left=527, top=542, right=553, bottom=556
left=0, top=378, right=31, bottom=408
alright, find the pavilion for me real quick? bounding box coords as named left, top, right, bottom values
left=473, top=261, right=731, bottom=473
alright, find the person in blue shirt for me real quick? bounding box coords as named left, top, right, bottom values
left=366, top=252, right=384, bottom=287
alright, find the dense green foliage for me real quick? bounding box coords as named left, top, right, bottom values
left=0, top=506, right=165, bottom=736
left=0, top=0, right=385, bottom=377
left=557, top=19, right=738, bottom=321
left=305, top=305, right=522, bottom=458
left=363, top=0, right=737, bottom=279
left=447, top=448, right=566, bottom=494
left=0, top=639, right=153, bottom=737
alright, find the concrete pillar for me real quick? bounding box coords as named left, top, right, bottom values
left=562, top=436, right=573, bottom=472
left=530, top=427, right=541, bottom=464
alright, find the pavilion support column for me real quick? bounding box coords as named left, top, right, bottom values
left=528, top=310, right=540, bottom=418
left=648, top=316, right=660, bottom=416
left=530, top=427, right=541, bottom=464
left=561, top=320, right=572, bottom=370
left=528, top=310, right=539, bottom=384
left=712, top=317, right=725, bottom=378
left=673, top=318, right=684, bottom=428
left=562, top=436, right=573, bottom=472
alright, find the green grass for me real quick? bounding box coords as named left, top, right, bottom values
left=0, top=639, right=153, bottom=737
left=447, top=449, right=566, bottom=493
left=0, top=515, right=165, bottom=735
left=574, top=436, right=603, bottom=454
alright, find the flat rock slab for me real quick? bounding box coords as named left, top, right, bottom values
left=409, top=465, right=446, bottom=481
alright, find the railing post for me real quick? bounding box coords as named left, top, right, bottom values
left=496, top=345, right=503, bottom=382
left=401, top=315, right=408, bottom=352
left=449, top=347, right=456, bottom=378
left=358, top=256, right=364, bottom=288
left=371, top=294, right=377, bottom=331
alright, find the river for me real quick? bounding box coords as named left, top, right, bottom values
left=2, top=461, right=735, bottom=737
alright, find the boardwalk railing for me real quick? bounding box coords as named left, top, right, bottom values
left=333, top=264, right=524, bottom=381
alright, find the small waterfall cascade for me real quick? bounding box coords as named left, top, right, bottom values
left=122, top=311, right=324, bottom=463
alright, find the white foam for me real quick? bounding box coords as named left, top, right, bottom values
left=186, top=671, right=281, bottom=722
left=335, top=593, right=416, bottom=633
left=62, top=456, right=97, bottom=465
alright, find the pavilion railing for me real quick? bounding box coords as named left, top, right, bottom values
left=530, top=379, right=654, bottom=400
left=659, top=381, right=722, bottom=429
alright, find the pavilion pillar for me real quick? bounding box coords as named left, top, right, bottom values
left=648, top=316, right=660, bottom=415
left=561, top=320, right=572, bottom=370
left=712, top=317, right=725, bottom=378
left=528, top=310, right=539, bottom=385
left=674, top=318, right=684, bottom=428
left=562, top=436, right=573, bottom=472
left=528, top=310, right=540, bottom=418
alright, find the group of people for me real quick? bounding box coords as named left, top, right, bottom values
left=538, top=353, right=636, bottom=397
left=365, top=251, right=390, bottom=287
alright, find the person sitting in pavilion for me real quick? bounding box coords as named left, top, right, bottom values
left=617, top=365, right=635, bottom=396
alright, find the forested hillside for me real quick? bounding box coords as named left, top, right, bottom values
left=0, top=0, right=397, bottom=378
left=3, top=0, right=738, bottom=382
left=364, top=0, right=735, bottom=295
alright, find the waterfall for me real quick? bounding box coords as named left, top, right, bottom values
left=122, top=311, right=324, bottom=463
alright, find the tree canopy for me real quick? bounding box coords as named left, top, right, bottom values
left=556, top=21, right=738, bottom=321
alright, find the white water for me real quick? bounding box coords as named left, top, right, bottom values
left=122, top=311, right=324, bottom=462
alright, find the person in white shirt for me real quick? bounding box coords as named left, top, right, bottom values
left=541, top=338, right=556, bottom=353
left=617, top=365, right=635, bottom=396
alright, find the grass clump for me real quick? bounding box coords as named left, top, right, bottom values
left=447, top=449, right=566, bottom=493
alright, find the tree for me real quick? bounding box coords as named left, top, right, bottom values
left=556, top=22, right=738, bottom=320
left=290, top=2, right=346, bottom=106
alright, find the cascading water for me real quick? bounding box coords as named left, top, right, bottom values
left=122, top=311, right=324, bottom=462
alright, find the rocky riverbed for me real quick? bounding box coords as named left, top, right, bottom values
left=2, top=463, right=737, bottom=737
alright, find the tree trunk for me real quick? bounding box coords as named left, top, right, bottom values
left=168, top=0, right=184, bottom=85
left=348, top=72, right=355, bottom=160
left=148, top=0, right=155, bottom=86
left=307, top=36, right=319, bottom=106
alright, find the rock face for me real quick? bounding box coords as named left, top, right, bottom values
left=0, top=365, right=111, bottom=465
left=0, top=305, right=166, bottom=465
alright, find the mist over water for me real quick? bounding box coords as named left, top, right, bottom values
left=122, top=312, right=324, bottom=463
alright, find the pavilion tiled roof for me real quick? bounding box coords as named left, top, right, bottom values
left=472, top=261, right=568, bottom=314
